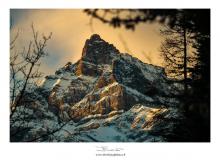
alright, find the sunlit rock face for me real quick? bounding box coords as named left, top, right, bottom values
left=12, top=34, right=185, bottom=142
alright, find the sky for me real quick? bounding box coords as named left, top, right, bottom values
left=10, top=9, right=164, bottom=75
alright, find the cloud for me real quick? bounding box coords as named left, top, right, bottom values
left=10, top=9, right=164, bottom=75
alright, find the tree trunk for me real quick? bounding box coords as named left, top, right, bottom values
left=183, top=17, right=188, bottom=113
left=10, top=63, right=35, bottom=118
left=183, top=23, right=187, bottom=95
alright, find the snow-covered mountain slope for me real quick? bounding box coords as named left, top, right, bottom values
left=11, top=34, right=186, bottom=142
left=51, top=104, right=184, bottom=142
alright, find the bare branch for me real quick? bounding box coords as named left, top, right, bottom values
left=10, top=24, right=52, bottom=118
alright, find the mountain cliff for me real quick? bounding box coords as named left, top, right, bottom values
left=11, top=34, right=187, bottom=142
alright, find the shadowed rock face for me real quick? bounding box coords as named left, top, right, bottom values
left=75, top=60, right=103, bottom=76
left=81, top=34, right=119, bottom=64
left=75, top=34, right=120, bottom=76
left=75, top=34, right=118, bottom=77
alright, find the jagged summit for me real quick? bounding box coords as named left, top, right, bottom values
left=81, top=34, right=119, bottom=64
left=74, top=34, right=122, bottom=76
left=89, top=34, right=102, bottom=41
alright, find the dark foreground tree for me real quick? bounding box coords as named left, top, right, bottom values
left=159, top=11, right=198, bottom=108
left=160, top=24, right=196, bottom=80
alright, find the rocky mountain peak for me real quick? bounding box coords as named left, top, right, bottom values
left=75, top=34, right=121, bottom=77
left=89, top=34, right=102, bottom=41
left=81, top=34, right=119, bottom=64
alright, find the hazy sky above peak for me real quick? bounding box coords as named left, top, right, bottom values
left=10, top=9, right=164, bottom=75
